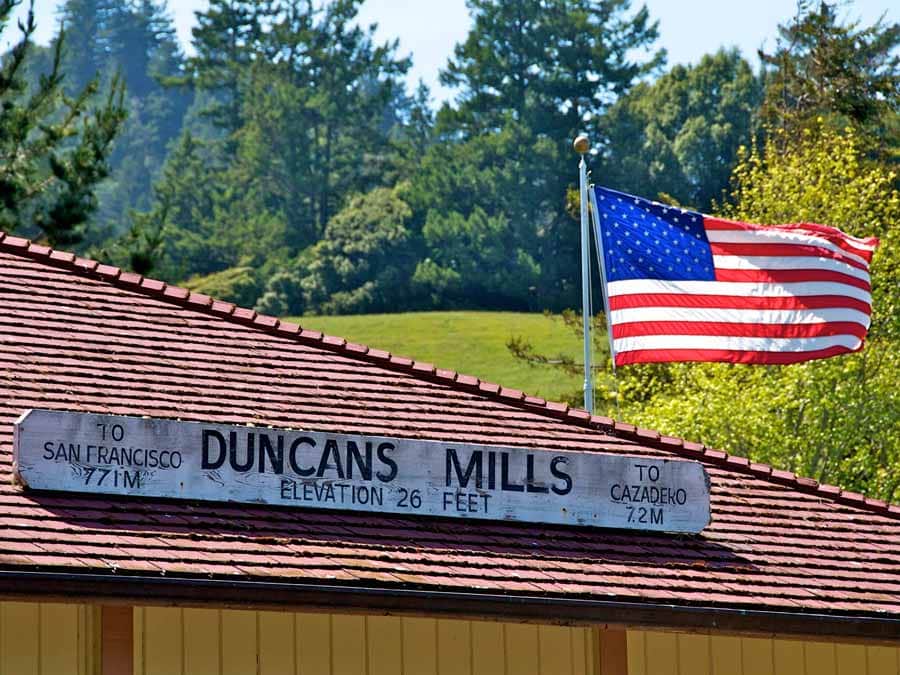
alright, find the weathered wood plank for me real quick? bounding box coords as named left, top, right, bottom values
left=14, top=409, right=710, bottom=533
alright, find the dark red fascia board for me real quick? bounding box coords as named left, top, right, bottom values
left=0, top=570, right=898, bottom=645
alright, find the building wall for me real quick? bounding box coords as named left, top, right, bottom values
left=0, top=601, right=96, bottom=675
left=133, top=606, right=597, bottom=675
left=135, top=608, right=900, bottom=675
left=2, top=601, right=899, bottom=675
left=627, top=630, right=900, bottom=675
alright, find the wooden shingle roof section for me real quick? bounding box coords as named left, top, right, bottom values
left=0, top=232, right=898, bottom=641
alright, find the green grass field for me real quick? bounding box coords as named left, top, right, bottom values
left=286, top=311, right=589, bottom=402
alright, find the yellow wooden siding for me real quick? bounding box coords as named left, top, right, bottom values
left=628, top=630, right=900, bottom=675
left=134, top=607, right=598, bottom=675
left=0, top=602, right=95, bottom=675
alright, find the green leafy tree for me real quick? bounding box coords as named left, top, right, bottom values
left=0, top=0, right=126, bottom=247
left=405, top=120, right=560, bottom=307
left=136, top=0, right=412, bottom=287
left=413, top=207, right=540, bottom=309
left=57, top=0, right=108, bottom=92
left=53, top=0, right=192, bottom=247
left=258, top=185, right=416, bottom=316
left=602, top=49, right=762, bottom=209
left=96, top=1, right=192, bottom=237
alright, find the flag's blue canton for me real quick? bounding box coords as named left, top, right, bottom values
left=593, top=186, right=715, bottom=283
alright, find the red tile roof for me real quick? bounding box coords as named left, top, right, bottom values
left=1, top=232, right=899, bottom=639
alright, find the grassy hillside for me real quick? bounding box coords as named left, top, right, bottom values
left=288, top=311, right=589, bottom=402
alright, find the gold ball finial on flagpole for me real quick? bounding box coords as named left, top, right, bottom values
left=573, top=135, right=590, bottom=155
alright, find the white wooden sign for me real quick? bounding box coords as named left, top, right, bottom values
left=14, top=409, right=711, bottom=533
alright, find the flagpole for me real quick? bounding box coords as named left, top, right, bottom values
left=574, top=135, right=593, bottom=413
left=588, top=185, right=617, bottom=380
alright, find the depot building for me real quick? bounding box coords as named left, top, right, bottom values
left=0, top=232, right=898, bottom=675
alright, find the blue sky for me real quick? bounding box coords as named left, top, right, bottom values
left=11, top=0, right=897, bottom=103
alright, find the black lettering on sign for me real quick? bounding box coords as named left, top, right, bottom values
left=200, top=429, right=227, bottom=469
left=14, top=410, right=711, bottom=533
left=288, top=437, right=316, bottom=477
left=230, top=432, right=254, bottom=472
left=525, top=454, right=549, bottom=493
left=346, top=441, right=372, bottom=480
left=550, top=456, right=573, bottom=495
left=500, top=453, right=524, bottom=492
left=375, top=442, right=397, bottom=482
left=317, top=439, right=345, bottom=479
left=445, top=448, right=482, bottom=488
left=258, top=433, right=284, bottom=474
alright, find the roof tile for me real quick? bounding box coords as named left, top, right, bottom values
left=49, top=250, right=76, bottom=264
left=27, top=244, right=51, bottom=257
left=118, top=271, right=143, bottom=287
left=210, top=300, right=235, bottom=316
left=163, top=285, right=190, bottom=300
left=140, top=278, right=165, bottom=293
left=276, top=321, right=301, bottom=336
left=478, top=381, right=501, bottom=394
left=186, top=292, right=213, bottom=308
left=253, top=314, right=280, bottom=329
left=456, top=374, right=479, bottom=387
left=95, top=264, right=121, bottom=280
left=232, top=307, right=257, bottom=322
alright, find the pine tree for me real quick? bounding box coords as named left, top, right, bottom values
left=0, top=0, right=126, bottom=247
left=425, top=0, right=664, bottom=308
left=759, top=1, right=900, bottom=143
left=56, top=0, right=193, bottom=243
left=189, top=0, right=266, bottom=142
left=57, top=0, right=109, bottom=92
left=231, top=0, right=410, bottom=247
left=441, top=0, right=663, bottom=138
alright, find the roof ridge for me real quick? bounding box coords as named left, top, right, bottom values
left=2, top=231, right=897, bottom=521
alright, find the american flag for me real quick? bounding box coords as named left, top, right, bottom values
left=590, top=186, right=879, bottom=367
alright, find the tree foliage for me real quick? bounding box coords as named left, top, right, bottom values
left=128, top=0, right=411, bottom=291
left=602, top=48, right=762, bottom=209
left=759, top=1, right=900, bottom=147
left=0, top=0, right=126, bottom=246
left=420, top=0, right=665, bottom=308
left=55, top=0, right=191, bottom=244
left=441, top=0, right=663, bottom=137
left=256, top=185, right=415, bottom=316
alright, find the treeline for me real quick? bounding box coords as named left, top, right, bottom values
left=6, top=0, right=899, bottom=316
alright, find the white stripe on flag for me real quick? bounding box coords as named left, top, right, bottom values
left=607, top=279, right=872, bottom=305
left=610, top=307, right=871, bottom=327
left=711, top=255, right=870, bottom=282
left=705, top=229, right=871, bottom=266
left=612, top=334, right=863, bottom=354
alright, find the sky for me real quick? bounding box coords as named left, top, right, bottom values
left=8, top=0, right=897, bottom=104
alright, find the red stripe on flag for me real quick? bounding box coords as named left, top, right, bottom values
left=611, top=321, right=869, bottom=340
left=608, top=293, right=872, bottom=315
left=713, top=268, right=871, bottom=291
left=708, top=242, right=869, bottom=271
left=614, top=344, right=860, bottom=366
